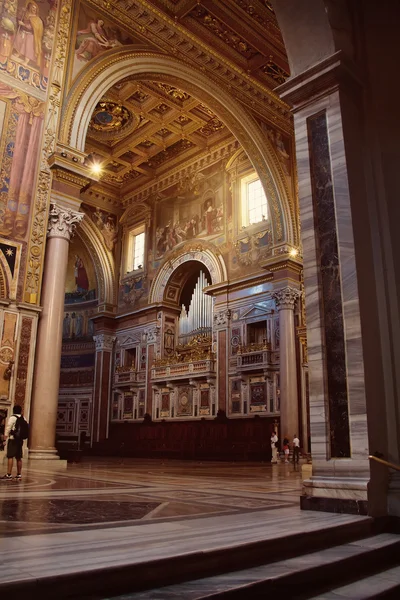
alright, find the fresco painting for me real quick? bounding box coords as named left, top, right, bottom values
left=0, top=84, right=44, bottom=239
left=154, top=164, right=225, bottom=260
left=0, top=0, right=57, bottom=91
left=72, top=4, right=134, bottom=80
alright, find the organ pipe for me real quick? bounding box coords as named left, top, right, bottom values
left=178, top=271, right=212, bottom=343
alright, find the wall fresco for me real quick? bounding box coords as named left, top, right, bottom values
left=71, top=2, right=134, bottom=81
left=0, top=84, right=44, bottom=240
left=0, top=0, right=57, bottom=92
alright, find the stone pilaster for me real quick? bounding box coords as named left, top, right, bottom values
left=29, top=203, right=84, bottom=462
left=92, top=333, right=116, bottom=444
left=277, top=53, right=370, bottom=512
left=272, top=286, right=301, bottom=444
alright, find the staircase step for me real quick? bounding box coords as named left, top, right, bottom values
left=106, top=534, right=400, bottom=599
left=0, top=516, right=374, bottom=600
left=308, top=565, right=400, bottom=599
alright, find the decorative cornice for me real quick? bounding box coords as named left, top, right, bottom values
left=49, top=162, right=92, bottom=190
left=47, top=203, right=84, bottom=241
left=276, top=51, right=362, bottom=113
left=272, top=286, right=301, bottom=310
left=261, top=256, right=303, bottom=274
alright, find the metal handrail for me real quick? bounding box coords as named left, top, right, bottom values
left=369, top=455, right=400, bottom=472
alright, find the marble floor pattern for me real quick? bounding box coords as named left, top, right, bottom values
left=0, top=457, right=370, bottom=592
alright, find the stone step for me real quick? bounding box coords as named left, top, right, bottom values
left=0, top=517, right=375, bottom=600
left=106, top=533, right=400, bottom=600
left=308, top=565, right=400, bottom=599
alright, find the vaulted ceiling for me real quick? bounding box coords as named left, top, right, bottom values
left=83, top=0, right=290, bottom=202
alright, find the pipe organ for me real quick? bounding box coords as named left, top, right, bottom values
left=178, top=271, right=212, bottom=344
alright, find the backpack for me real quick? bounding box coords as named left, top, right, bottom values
left=13, top=416, right=29, bottom=441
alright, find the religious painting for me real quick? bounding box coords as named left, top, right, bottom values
left=0, top=0, right=57, bottom=91
left=259, top=120, right=292, bottom=179
left=65, top=237, right=97, bottom=303
left=0, top=85, right=44, bottom=240
left=71, top=3, right=134, bottom=81
left=82, top=203, right=118, bottom=252
left=154, top=163, right=225, bottom=260
left=119, top=274, right=148, bottom=308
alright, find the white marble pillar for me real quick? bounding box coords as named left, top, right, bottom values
left=272, top=286, right=301, bottom=443
left=29, top=203, right=84, bottom=461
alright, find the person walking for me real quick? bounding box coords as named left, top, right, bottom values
left=293, top=434, right=300, bottom=466
left=2, top=405, right=29, bottom=481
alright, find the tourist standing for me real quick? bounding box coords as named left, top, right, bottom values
left=283, top=435, right=290, bottom=463
left=293, top=434, right=300, bottom=465
left=2, top=405, right=29, bottom=481
left=271, top=431, right=278, bottom=464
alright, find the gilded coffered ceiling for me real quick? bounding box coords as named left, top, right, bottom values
left=83, top=0, right=290, bottom=200
left=85, top=80, right=233, bottom=192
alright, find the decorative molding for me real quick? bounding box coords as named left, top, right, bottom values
left=84, top=0, right=291, bottom=131
left=47, top=204, right=84, bottom=241
left=272, top=286, right=301, bottom=310
left=93, top=334, right=116, bottom=352
left=24, top=0, right=74, bottom=304
left=51, top=166, right=90, bottom=190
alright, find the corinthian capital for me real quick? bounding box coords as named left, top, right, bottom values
left=272, top=286, right=301, bottom=310
left=93, top=334, right=116, bottom=352
left=47, top=203, right=84, bottom=241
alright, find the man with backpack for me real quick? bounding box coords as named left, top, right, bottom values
left=2, top=405, right=29, bottom=481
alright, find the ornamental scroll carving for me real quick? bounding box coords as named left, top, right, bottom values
left=93, top=334, right=116, bottom=352
left=47, top=204, right=84, bottom=241
left=272, top=286, right=301, bottom=310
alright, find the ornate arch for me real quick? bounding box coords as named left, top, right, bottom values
left=60, top=48, right=297, bottom=246
left=150, top=242, right=227, bottom=304
left=76, top=217, right=117, bottom=307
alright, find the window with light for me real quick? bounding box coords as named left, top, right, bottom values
left=126, top=226, right=145, bottom=272
left=241, top=175, right=268, bottom=226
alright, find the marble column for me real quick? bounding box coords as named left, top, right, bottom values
left=29, top=204, right=84, bottom=461
left=272, top=286, right=300, bottom=444
left=92, top=334, right=115, bottom=444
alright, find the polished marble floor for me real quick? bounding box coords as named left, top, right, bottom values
left=0, top=457, right=303, bottom=536
left=0, top=457, right=370, bottom=594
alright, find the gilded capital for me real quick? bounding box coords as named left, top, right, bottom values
left=47, top=203, right=84, bottom=241
left=272, top=286, right=301, bottom=310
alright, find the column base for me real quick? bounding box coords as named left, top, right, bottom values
left=28, top=448, right=67, bottom=469
left=301, top=476, right=369, bottom=515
